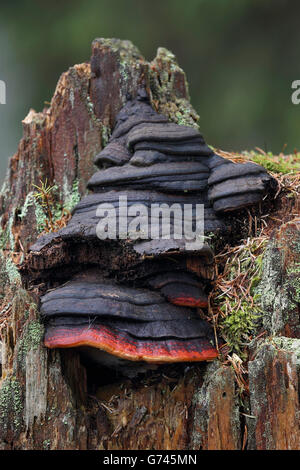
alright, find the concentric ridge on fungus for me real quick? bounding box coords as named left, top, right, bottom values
left=25, top=89, right=276, bottom=375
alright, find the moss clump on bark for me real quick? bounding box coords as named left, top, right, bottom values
left=247, top=151, right=300, bottom=175
left=213, top=238, right=266, bottom=358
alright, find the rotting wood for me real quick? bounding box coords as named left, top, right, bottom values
left=0, top=38, right=299, bottom=450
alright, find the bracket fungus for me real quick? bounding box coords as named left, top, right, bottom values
left=24, top=89, right=276, bottom=376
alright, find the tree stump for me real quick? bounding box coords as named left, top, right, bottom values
left=0, top=38, right=299, bottom=450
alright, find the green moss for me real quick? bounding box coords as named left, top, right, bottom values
left=221, top=300, right=261, bottom=357
left=246, top=151, right=300, bottom=174
left=33, top=178, right=82, bottom=233
left=216, top=240, right=267, bottom=357
left=0, top=376, right=23, bottom=431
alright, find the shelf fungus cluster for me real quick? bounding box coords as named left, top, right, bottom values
left=24, top=90, right=276, bottom=376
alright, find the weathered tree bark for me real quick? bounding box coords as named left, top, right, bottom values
left=0, top=38, right=299, bottom=450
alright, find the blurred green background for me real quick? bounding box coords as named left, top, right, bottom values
left=1, top=0, right=300, bottom=182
